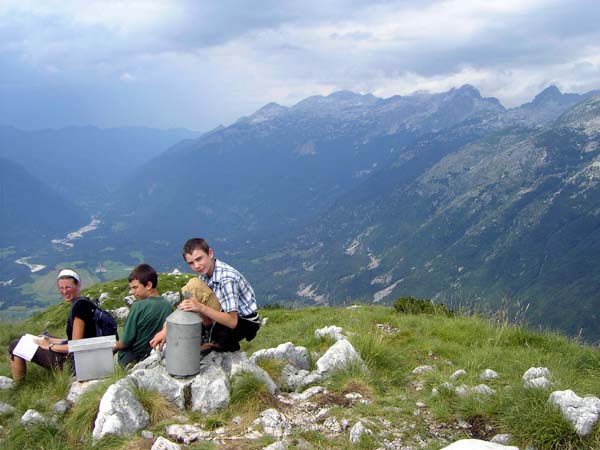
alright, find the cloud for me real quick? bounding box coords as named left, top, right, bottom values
left=0, top=0, right=599, bottom=129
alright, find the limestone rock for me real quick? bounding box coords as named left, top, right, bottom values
left=548, top=389, right=600, bottom=437
left=190, top=364, right=230, bottom=413
left=224, top=351, right=278, bottom=394
left=250, top=342, right=310, bottom=370
left=110, top=306, right=130, bottom=320
left=524, top=376, right=552, bottom=389
left=523, top=367, right=552, bottom=380
left=151, top=436, right=181, bottom=450
left=480, top=369, right=500, bottom=380
left=349, top=421, right=372, bottom=444
left=20, top=409, right=46, bottom=426
left=52, top=400, right=69, bottom=415
left=490, top=434, right=513, bottom=445
left=264, top=440, right=289, bottom=450
left=316, top=339, right=366, bottom=376
left=450, top=369, right=467, bottom=381
left=314, top=325, right=346, bottom=342
left=279, top=364, right=322, bottom=392
left=440, top=439, right=519, bottom=449
left=0, top=402, right=15, bottom=416
left=412, top=365, right=435, bottom=375
left=253, top=408, right=291, bottom=439
left=165, top=424, right=210, bottom=444
left=0, top=376, right=14, bottom=390
left=128, top=366, right=190, bottom=409
left=92, top=379, right=149, bottom=440
left=162, top=291, right=181, bottom=306
left=66, top=379, right=104, bottom=404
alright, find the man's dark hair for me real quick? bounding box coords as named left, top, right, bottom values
left=128, top=263, right=158, bottom=289
left=182, top=238, right=211, bottom=260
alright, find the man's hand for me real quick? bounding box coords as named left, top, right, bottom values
left=149, top=325, right=167, bottom=350
left=178, top=297, right=204, bottom=314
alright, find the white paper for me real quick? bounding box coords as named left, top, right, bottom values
left=12, top=334, right=40, bottom=361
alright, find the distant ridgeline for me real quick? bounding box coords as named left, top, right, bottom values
left=1, top=86, right=600, bottom=342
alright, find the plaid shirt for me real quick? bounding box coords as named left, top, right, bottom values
left=199, top=259, right=257, bottom=316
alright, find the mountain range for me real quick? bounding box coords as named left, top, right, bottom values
left=1, top=85, right=599, bottom=340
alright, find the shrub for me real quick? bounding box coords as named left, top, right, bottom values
left=393, top=296, right=454, bottom=316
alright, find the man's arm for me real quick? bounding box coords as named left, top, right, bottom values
left=179, top=299, right=238, bottom=329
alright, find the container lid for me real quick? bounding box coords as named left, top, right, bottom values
left=166, top=308, right=202, bottom=326
left=68, top=335, right=116, bottom=352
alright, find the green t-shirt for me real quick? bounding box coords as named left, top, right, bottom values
left=118, top=296, right=172, bottom=367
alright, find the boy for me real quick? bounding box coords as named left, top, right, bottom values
left=114, top=263, right=172, bottom=366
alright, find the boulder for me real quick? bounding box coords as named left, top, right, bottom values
left=314, top=325, right=346, bottom=341
left=250, top=342, right=310, bottom=370
left=128, top=366, right=190, bottom=409
left=548, top=389, right=600, bottom=437
left=316, top=339, right=367, bottom=376
left=92, top=379, right=149, bottom=440
left=190, top=364, right=230, bottom=413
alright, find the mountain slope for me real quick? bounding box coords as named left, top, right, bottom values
left=248, top=96, right=600, bottom=339
left=0, top=126, right=201, bottom=210
left=0, top=157, right=89, bottom=247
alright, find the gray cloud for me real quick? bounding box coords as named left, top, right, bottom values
left=0, top=0, right=598, bottom=130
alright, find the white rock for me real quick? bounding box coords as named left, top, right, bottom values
left=473, top=384, right=496, bottom=395
left=92, top=379, right=149, bottom=440
left=440, top=439, right=519, bottom=450
left=165, top=424, right=209, bottom=444
left=412, top=365, right=435, bottom=375
left=491, top=434, right=512, bottom=445
left=523, top=367, right=552, bottom=381
left=151, top=436, right=181, bottom=450
left=250, top=342, right=310, bottom=370
left=264, top=440, right=289, bottom=450
left=110, top=306, right=130, bottom=320
left=524, top=376, right=551, bottom=389
left=314, top=325, right=347, bottom=341
left=450, top=369, right=467, bottom=381
left=20, top=409, right=46, bottom=425
left=253, top=408, right=291, bottom=439
left=548, top=389, right=600, bottom=437
left=190, top=364, right=230, bottom=413
left=480, top=369, right=500, bottom=380
left=316, top=339, right=367, bottom=376
left=0, top=402, right=16, bottom=415
left=66, top=379, right=103, bottom=404
left=349, top=421, right=372, bottom=444
left=0, top=376, right=14, bottom=390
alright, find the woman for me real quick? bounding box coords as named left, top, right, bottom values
left=8, top=268, right=99, bottom=382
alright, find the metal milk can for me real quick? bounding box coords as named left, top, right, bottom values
left=165, top=309, right=202, bottom=377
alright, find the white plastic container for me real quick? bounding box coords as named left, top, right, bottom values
left=68, top=335, right=116, bottom=381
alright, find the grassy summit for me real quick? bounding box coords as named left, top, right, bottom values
left=0, top=275, right=599, bottom=449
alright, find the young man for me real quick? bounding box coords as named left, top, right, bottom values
left=8, top=269, right=98, bottom=382
left=114, top=263, right=172, bottom=367
left=150, top=238, right=260, bottom=353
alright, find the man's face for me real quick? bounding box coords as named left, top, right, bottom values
left=185, top=248, right=215, bottom=277
left=57, top=278, right=81, bottom=302
left=129, top=279, right=152, bottom=300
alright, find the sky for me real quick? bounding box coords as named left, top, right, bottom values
left=1, top=0, right=599, bottom=132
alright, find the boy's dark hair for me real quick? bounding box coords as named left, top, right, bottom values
left=182, top=238, right=211, bottom=260
left=128, top=263, right=158, bottom=289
